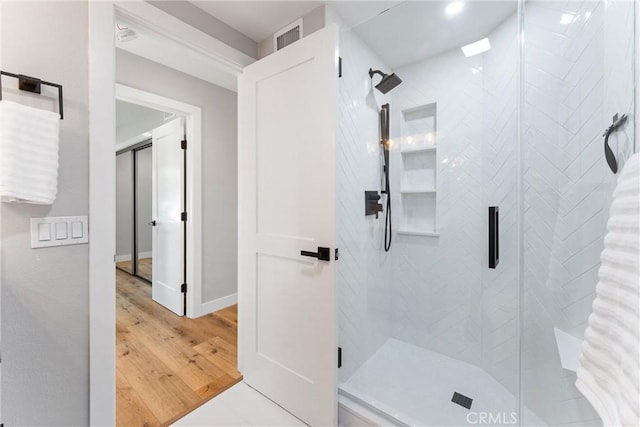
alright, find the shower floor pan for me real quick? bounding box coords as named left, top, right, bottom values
left=339, top=338, right=546, bottom=426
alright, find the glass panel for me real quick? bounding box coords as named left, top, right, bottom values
left=521, top=0, right=636, bottom=426
left=336, top=1, right=521, bottom=424
left=136, top=146, right=153, bottom=282
left=116, top=152, right=133, bottom=274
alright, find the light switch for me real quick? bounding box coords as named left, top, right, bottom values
left=71, top=221, right=83, bottom=239
left=55, top=222, right=68, bottom=240
left=38, top=223, right=51, bottom=241
left=31, top=216, right=88, bottom=248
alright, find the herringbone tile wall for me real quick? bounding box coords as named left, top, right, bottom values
left=388, top=48, right=486, bottom=367
left=521, top=1, right=635, bottom=425
left=336, top=30, right=393, bottom=383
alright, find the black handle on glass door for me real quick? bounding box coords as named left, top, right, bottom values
left=489, top=207, right=499, bottom=269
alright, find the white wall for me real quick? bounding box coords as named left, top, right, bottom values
left=0, top=2, right=90, bottom=424
left=389, top=43, right=486, bottom=367
left=116, top=49, right=238, bottom=305
left=336, top=29, right=393, bottom=382
left=148, top=0, right=258, bottom=59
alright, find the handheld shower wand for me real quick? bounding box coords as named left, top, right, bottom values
left=367, top=67, right=402, bottom=252
left=381, top=104, right=392, bottom=252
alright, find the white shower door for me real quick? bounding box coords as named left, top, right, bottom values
left=238, top=26, right=339, bottom=426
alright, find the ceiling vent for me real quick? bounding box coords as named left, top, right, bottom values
left=274, top=19, right=303, bottom=51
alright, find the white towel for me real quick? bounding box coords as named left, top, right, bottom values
left=576, top=153, right=640, bottom=427
left=0, top=99, right=60, bottom=204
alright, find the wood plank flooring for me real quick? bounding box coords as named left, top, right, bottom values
left=117, top=257, right=152, bottom=282
left=116, top=269, right=241, bottom=426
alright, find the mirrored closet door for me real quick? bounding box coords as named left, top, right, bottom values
left=116, top=141, right=153, bottom=283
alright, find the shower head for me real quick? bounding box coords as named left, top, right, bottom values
left=368, top=68, right=402, bottom=94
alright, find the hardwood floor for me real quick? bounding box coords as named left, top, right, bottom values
left=116, top=257, right=152, bottom=282
left=116, top=259, right=134, bottom=274
left=116, top=269, right=241, bottom=426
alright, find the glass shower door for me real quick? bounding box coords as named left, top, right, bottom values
left=520, top=0, right=636, bottom=426
left=336, top=1, right=522, bottom=425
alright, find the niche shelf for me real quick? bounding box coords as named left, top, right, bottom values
left=397, top=229, right=440, bottom=237
left=398, top=102, right=438, bottom=237
left=400, top=188, right=436, bottom=194
left=400, top=146, right=437, bottom=155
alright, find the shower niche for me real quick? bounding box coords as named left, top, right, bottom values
left=397, top=102, right=439, bottom=237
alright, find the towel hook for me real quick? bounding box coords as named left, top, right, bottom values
left=603, top=113, right=627, bottom=174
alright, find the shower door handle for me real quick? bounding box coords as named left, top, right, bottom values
left=489, top=207, right=499, bottom=269
left=301, top=246, right=331, bottom=262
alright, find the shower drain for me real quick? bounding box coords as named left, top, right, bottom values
left=451, top=392, right=473, bottom=410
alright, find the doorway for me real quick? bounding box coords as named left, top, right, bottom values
left=115, top=99, right=186, bottom=314
left=88, top=3, right=252, bottom=423
left=115, top=84, right=206, bottom=317
left=114, top=87, right=241, bottom=425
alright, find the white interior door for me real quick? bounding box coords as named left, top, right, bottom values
left=238, top=26, right=339, bottom=426
left=151, top=118, right=185, bottom=316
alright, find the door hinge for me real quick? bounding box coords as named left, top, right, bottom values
left=338, top=347, right=342, bottom=368
left=181, top=139, right=187, bottom=150
left=181, top=283, right=187, bottom=293
left=338, top=57, right=342, bottom=78
left=181, top=212, right=187, bottom=221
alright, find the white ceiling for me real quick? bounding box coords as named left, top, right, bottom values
left=190, top=1, right=517, bottom=68
left=192, top=1, right=322, bottom=42
left=190, top=1, right=401, bottom=43
left=354, top=1, right=518, bottom=68
left=116, top=100, right=165, bottom=128
left=116, top=100, right=168, bottom=144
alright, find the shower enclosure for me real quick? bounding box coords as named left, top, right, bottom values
left=336, top=0, right=636, bottom=425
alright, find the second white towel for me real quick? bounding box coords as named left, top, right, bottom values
left=0, top=99, right=60, bottom=204
left=576, top=153, right=640, bottom=426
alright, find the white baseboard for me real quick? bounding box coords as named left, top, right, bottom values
left=114, top=252, right=152, bottom=263
left=192, top=293, right=237, bottom=318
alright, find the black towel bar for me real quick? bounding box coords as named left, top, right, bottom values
left=0, top=70, right=63, bottom=119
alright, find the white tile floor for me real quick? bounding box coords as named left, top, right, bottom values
left=172, top=382, right=306, bottom=427
left=341, top=338, right=547, bottom=426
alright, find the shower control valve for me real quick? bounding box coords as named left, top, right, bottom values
left=365, top=190, right=383, bottom=219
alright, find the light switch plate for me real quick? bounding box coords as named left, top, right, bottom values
left=31, top=216, right=89, bottom=248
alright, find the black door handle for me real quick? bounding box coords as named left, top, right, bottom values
left=301, top=246, right=331, bottom=262
left=149, top=220, right=156, bottom=226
